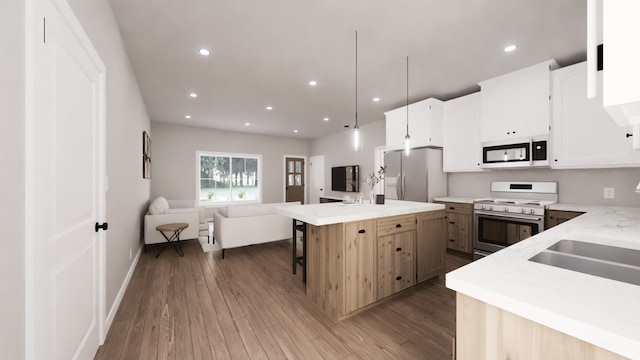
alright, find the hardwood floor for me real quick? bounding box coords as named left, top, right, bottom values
left=95, top=240, right=471, bottom=360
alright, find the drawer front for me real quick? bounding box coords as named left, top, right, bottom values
left=436, top=201, right=473, bottom=214
left=378, top=214, right=417, bottom=237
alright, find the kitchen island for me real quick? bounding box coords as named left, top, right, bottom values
left=447, top=205, right=640, bottom=359
left=276, top=200, right=446, bottom=320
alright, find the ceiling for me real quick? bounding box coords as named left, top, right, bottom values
left=107, top=0, right=587, bottom=140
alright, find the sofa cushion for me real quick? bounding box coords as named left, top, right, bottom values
left=149, top=196, right=169, bottom=215
left=225, top=204, right=273, bottom=218
left=219, top=201, right=300, bottom=218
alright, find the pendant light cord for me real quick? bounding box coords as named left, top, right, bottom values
left=406, top=56, right=409, bottom=135
left=355, top=31, right=358, bottom=129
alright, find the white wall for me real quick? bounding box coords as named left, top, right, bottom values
left=0, top=0, right=25, bottom=358
left=66, top=0, right=151, bottom=318
left=150, top=122, right=311, bottom=208
left=311, top=120, right=386, bottom=201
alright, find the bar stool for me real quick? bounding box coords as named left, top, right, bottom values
left=292, top=219, right=306, bottom=283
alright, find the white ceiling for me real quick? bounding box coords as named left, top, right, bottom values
left=107, top=0, right=587, bottom=140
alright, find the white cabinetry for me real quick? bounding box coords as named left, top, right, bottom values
left=588, top=0, right=640, bottom=127
left=479, top=60, right=557, bottom=142
left=385, top=98, right=443, bottom=151
left=443, top=92, right=483, bottom=172
left=551, top=62, right=640, bottom=168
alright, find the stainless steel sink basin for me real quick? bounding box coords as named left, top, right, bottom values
left=529, top=240, right=640, bottom=286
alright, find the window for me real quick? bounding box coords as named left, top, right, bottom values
left=197, top=151, right=261, bottom=205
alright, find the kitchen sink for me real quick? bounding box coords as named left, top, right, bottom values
left=529, top=240, right=640, bottom=286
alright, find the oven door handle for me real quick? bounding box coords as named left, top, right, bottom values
left=474, top=211, right=543, bottom=222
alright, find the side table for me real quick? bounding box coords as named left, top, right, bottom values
left=155, top=222, right=188, bottom=258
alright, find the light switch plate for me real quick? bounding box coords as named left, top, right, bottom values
left=604, top=187, right=615, bottom=199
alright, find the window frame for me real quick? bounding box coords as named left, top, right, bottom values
left=196, top=150, right=262, bottom=206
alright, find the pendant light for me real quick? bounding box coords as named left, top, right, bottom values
left=404, top=56, right=411, bottom=156
left=353, top=31, right=360, bottom=151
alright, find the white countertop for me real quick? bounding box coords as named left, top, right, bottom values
left=274, top=199, right=445, bottom=226
left=432, top=196, right=478, bottom=204
left=446, top=205, right=640, bottom=358
left=548, top=202, right=599, bottom=213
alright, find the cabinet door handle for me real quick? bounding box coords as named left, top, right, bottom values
left=395, top=224, right=402, bottom=228
left=627, top=133, right=633, bottom=138
left=449, top=239, right=455, bottom=242
left=449, top=221, right=455, bottom=224
left=358, top=229, right=366, bottom=234
left=449, top=207, right=455, bottom=210
left=395, top=247, right=402, bottom=252
left=395, top=276, right=402, bottom=281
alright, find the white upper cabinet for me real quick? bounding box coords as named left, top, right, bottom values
left=385, top=98, right=443, bottom=151
left=551, top=62, right=640, bottom=168
left=588, top=0, right=640, bottom=127
left=443, top=92, right=483, bottom=172
left=479, top=60, right=558, bottom=142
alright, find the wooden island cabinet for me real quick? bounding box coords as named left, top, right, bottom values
left=304, top=208, right=445, bottom=320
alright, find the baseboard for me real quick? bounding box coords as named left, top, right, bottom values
left=104, top=245, right=143, bottom=335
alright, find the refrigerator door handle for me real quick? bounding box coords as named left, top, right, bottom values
left=402, top=173, right=406, bottom=200
left=396, top=173, right=402, bottom=200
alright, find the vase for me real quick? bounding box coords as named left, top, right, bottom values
left=369, top=190, right=375, bottom=204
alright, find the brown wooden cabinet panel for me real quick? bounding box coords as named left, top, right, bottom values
left=306, top=223, right=345, bottom=320
left=343, top=220, right=377, bottom=313
left=545, top=209, right=585, bottom=229
left=417, top=210, right=446, bottom=282
left=436, top=201, right=473, bottom=254
left=377, top=231, right=416, bottom=299
left=456, top=293, right=626, bottom=360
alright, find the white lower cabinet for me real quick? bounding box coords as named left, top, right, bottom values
left=443, top=92, right=483, bottom=172
left=551, top=62, right=640, bottom=168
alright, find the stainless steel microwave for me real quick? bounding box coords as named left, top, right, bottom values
left=481, top=135, right=549, bottom=169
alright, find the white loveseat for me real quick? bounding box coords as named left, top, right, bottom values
left=213, top=201, right=300, bottom=258
left=144, top=197, right=207, bottom=246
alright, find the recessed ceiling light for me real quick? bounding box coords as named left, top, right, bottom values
left=199, top=48, right=210, bottom=56
left=309, top=80, right=317, bottom=86
left=504, top=44, right=517, bottom=53
left=244, top=122, right=251, bottom=126
left=266, top=106, right=273, bottom=110
left=373, top=97, right=380, bottom=102
left=184, top=115, right=191, bottom=119
left=189, top=93, right=198, bottom=98
left=293, top=130, right=299, bottom=133
left=323, top=117, right=329, bottom=121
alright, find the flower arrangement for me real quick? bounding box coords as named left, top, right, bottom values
left=367, top=166, right=386, bottom=191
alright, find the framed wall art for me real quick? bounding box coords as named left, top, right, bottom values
left=143, top=131, right=151, bottom=179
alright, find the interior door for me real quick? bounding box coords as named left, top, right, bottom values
left=285, top=157, right=305, bottom=204
left=308, top=155, right=325, bottom=204
left=30, top=0, right=106, bottom=358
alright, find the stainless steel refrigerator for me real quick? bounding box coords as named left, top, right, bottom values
left=383, top=147, right=447, bottom=202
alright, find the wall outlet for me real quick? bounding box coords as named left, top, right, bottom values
left=129, top=248, right=132, bottom=260
left=604, top=187, right=615, bottom=199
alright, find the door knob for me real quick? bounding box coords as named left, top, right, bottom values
left=95, top=222, right=109, bottom=232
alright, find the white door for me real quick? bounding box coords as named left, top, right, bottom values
left=309, top=155, right=325, bottom=204
left=28, top=0, right=106, bottom=359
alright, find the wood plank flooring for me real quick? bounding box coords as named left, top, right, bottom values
left=95, top=240, right=470, bottom=360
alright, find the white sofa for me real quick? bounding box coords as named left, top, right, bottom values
left=213, top=201, right=300, bottom=258
left=144, top=197, right=208, bottom=246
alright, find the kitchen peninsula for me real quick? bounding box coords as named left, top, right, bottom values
left=447, top=205, right=640, bottom=359
left=276, top=200, right=446, bottom=320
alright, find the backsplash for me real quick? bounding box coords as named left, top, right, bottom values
left=449, top=167, right=640, bottom=207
